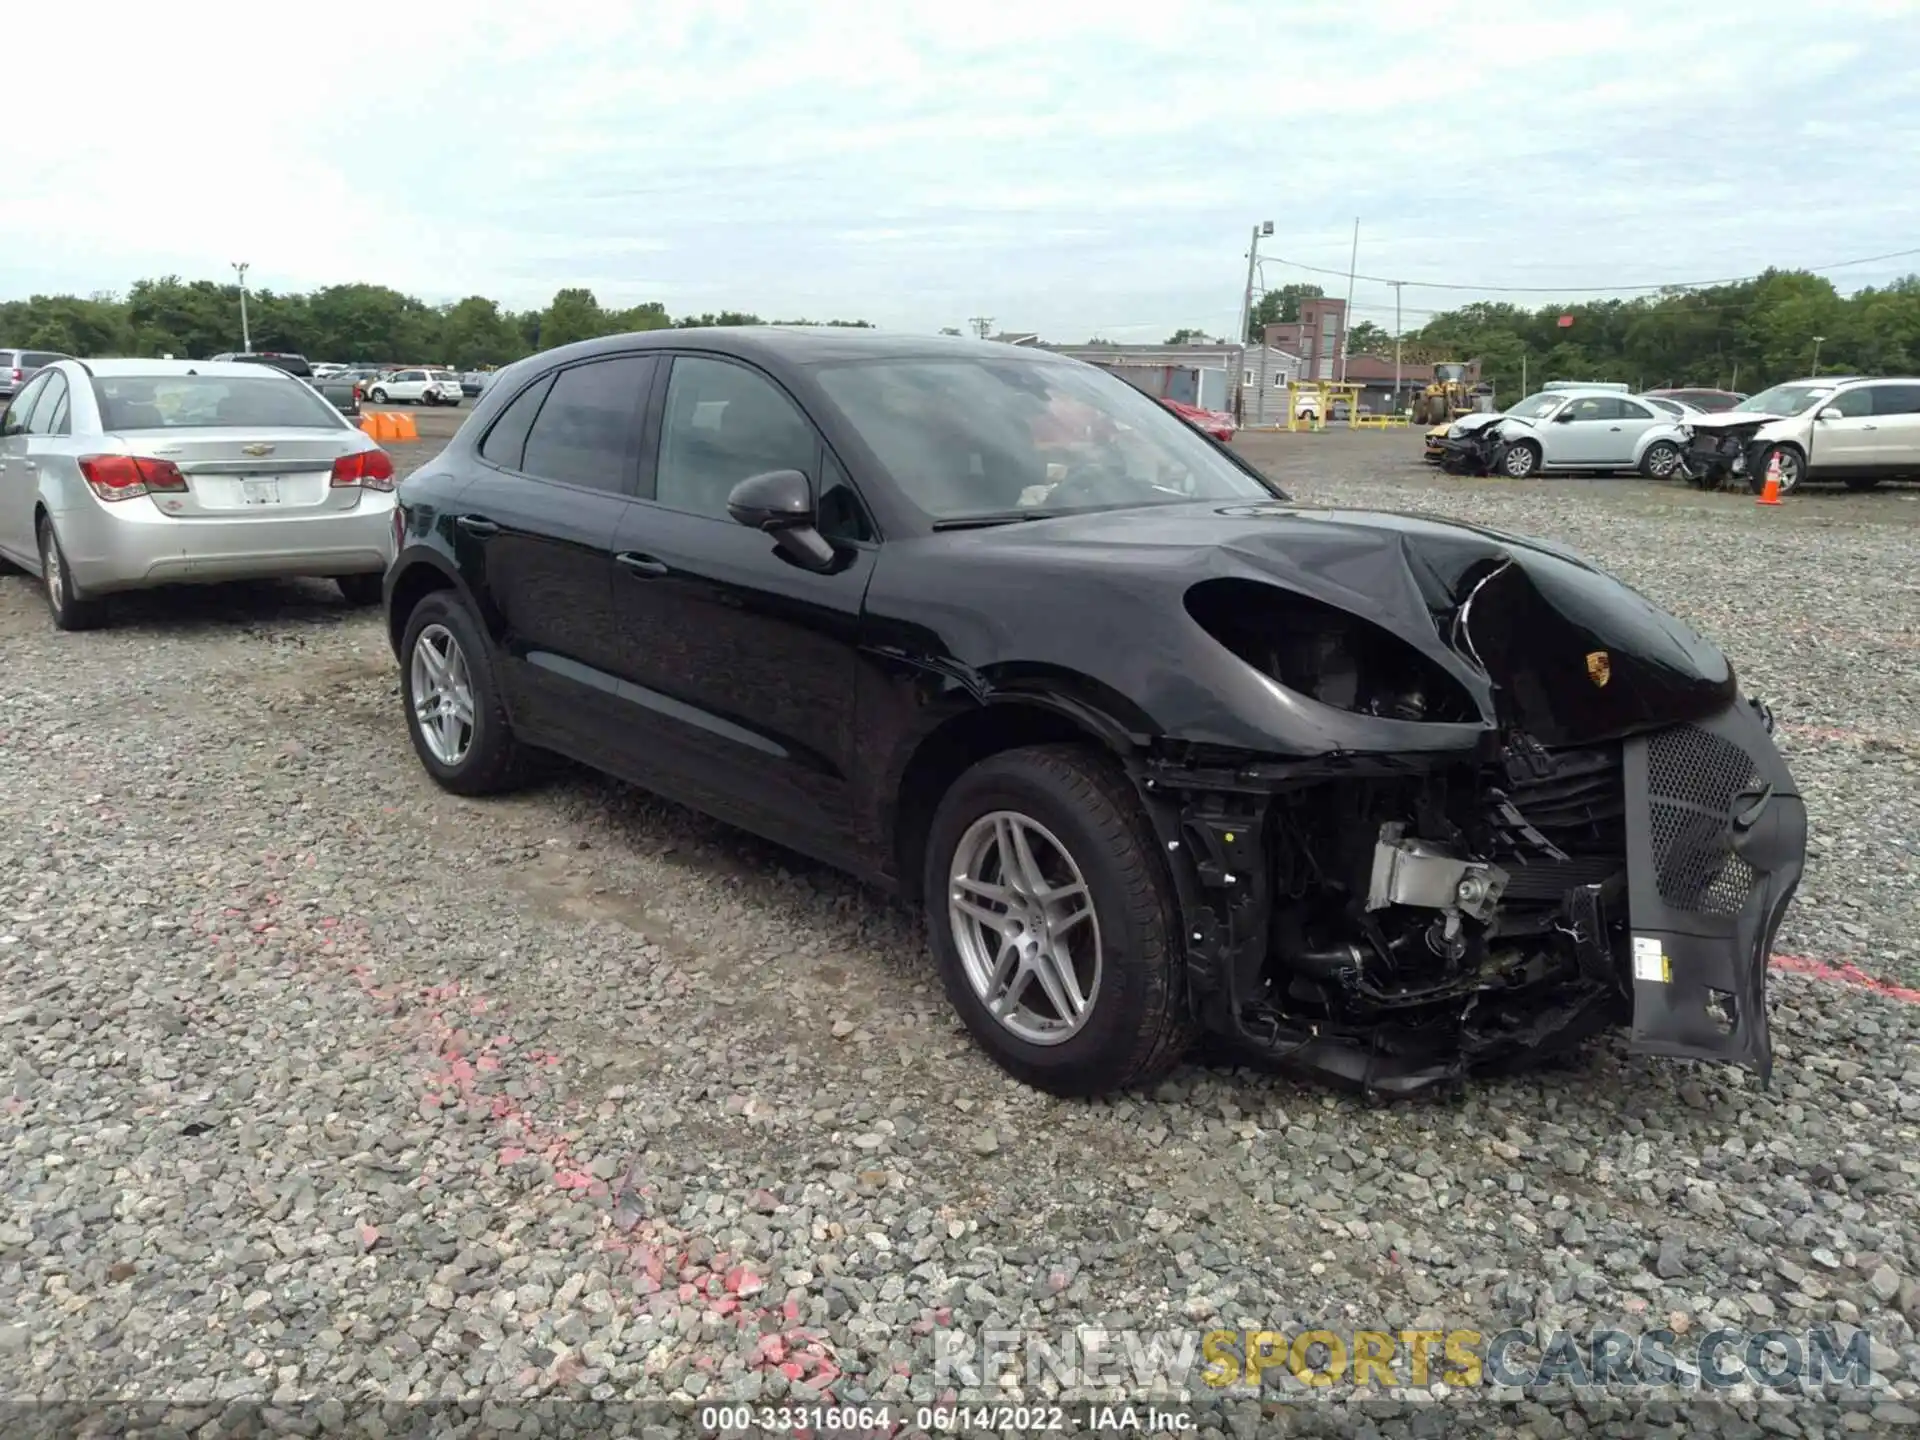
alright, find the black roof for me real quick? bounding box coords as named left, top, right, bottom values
left=537, top=326, right=1077, bottom=369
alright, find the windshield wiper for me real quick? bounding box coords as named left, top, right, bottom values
left=930, top=510, right=1062, bottom=531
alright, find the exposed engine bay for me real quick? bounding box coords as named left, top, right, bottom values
left=1675, top=417, right=1769, bottom=492
left=1137, top=551, right=1806, bottom=1096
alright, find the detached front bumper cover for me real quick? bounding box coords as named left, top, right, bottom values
left=1622, top=695, right=1806, bottom=1081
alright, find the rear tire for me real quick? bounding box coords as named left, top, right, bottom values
left=922, top=743, right=1196, bottom=1098
left=37, top=516, right=107, bottom=631
left=370, top=388, right=388, bottom=404
left=399, top=591, right=529, bottom=796
left=336, top=573, right=384, bottom=606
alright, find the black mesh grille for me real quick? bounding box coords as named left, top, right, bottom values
left=1647, top=724, right=1759, bottom=916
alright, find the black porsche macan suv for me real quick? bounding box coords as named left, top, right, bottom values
left=383, top=327, right=1807, bottom=1099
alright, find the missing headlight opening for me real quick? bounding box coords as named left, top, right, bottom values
left=1144, top=565, right=1805, bottom=1097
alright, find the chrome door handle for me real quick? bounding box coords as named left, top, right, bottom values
left=21, top=460, right=37, bottom=471
left=456, top=515, right=500, bottom=537
left=616, top=552, right=669, bottom=578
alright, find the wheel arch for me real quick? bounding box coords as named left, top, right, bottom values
left=889, top=693, right=1141, bottom=908
left=385, top=548, right=479, bottom=661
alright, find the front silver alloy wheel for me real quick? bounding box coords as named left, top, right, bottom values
left=948, top=811, right=1102, bottom=1045
left=1503, top=444, right=1538, bottom=478
left=410, top=623, right=476, bottom=766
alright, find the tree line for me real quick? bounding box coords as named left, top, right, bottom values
left=1228, top=269, right=1920, bottom=401
left=0, top=278, right=873, bottom=370
left=9, top=265, right=1919, bottom=399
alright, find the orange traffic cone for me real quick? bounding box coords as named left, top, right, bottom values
left=1756, top=451, right=1783, bottom=506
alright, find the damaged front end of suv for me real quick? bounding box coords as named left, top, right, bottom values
left=1121, top=513, right=1807, bottom=1096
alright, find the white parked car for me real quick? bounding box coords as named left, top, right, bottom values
left=0, top=359, right=398, bottom=629
left=364, top=368, right=464, bottom=406
left=1683, top=376, right=1920, bottom=493
left=1444, top=387, right=1691, bottom=479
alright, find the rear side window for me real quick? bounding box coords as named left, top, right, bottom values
left=478, top=373, right=555, bottom=471
left=1, top=373, right=49, bottom=434
left=22, top=351, right=66, bottom=369
left=519, top=356, right=655, bottom=493
left=1870, top=384, right=1920, bottom=416
left=90, top=375, right=343, bottom=430
left=25, top=373, right=69, bottom=435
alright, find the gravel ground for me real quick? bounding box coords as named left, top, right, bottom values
left=2, top=428, right=1918, bottom=1437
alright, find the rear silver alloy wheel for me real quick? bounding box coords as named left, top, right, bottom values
left=1644, top=441, right=1680, bottom=478
left=410, top=622, right=476, bottom=766
left=948, top=810, right=1102, bottom=1046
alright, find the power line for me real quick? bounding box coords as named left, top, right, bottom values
left=1256, top=243, right=1920, bottom=296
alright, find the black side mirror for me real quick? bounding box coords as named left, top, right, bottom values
left=1553, top=410, right=1575, bottom=423
left=727, top=469, right=835, bottom=570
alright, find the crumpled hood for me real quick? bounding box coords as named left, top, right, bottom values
left=1687, top=409, right=1785, bottom=433
left=903, top=500, right=1738, bottom=753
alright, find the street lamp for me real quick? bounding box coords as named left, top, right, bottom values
left=232, top=262, right=252, bottom=353
left=1809, top=335, right=1825, bottom=375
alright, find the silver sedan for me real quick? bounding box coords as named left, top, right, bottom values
left=0, top=358, right=398, bottom=630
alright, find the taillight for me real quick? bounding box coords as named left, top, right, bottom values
left=8, top=368, right=19, bottom=385
left=332, top=448, right=396, bottom=492
left=391, top=506, right=406, bottom=553
left=78, top=454, right=189, bottom=501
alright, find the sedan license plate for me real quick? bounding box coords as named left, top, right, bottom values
left=241, top=477, right=282, bottom=506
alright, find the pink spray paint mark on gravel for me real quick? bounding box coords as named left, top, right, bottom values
left=184, top=873, right=845, bottom=1396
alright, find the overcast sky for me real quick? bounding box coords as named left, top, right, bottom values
left=6, top=0, right=1918, bottom=339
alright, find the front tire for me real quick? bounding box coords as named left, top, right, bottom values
left=399, top=591, right=529, bottom=796
left=1640, top=440, right=1681, bottom=479
left=922, top=744, right=1196, bottom=1098
left=37, top=516, right=107, bottom=631
left=1750, top=444, right=1805, bottom=494
left=1500, top=440, right=1541, bottom=478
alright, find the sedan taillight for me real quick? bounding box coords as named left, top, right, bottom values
left=332, top=449, right=397, bottom=492
left=79, top=454, right=189, bottom=501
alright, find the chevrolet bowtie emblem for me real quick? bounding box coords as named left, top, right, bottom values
left=242, top=442, right=274, bottom=456
left=1586, top=650, right=1611, bottom=687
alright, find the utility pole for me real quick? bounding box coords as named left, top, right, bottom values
left=1234, top=221, right=1272, bottom=424
left=1389, top=279, right=1403, bottom=415
left=1810, top=335, right=1826, bottom=374
left=968, top=316, right=994, bottom=340
left=1521, top=349, right=1528, bottom=397
left=231, top=261, right=252, bottom=353
left=1338, top=218, right=1359, bottom=383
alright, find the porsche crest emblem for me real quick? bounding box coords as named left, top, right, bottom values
left=242, top=442, right=274, bottom=456
left=1586, top=650, right=1611, bottom=688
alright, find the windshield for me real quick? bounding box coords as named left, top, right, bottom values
left=92, top=374, right=346, bottom=430
left=811, top=356, right=1279, bottom=523
left=1733, top=384, right=1832, bottom=416
left=1504, top=392, right=1564, bottom=420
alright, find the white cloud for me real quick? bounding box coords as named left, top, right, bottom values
left=3, top=0, right=1916, bottom=336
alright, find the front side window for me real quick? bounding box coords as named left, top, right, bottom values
left=90, top=374, right=344, bottom=430
left=812, top=355, right=1277, bottom=524
left=654, top=357, right=820, bottom=520
left=518, top=356, right=653, bottom=493
left=1825, top=387, right=1875, bottom=418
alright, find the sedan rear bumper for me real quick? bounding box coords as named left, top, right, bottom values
left=53, top=493, right=397, bottom=594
